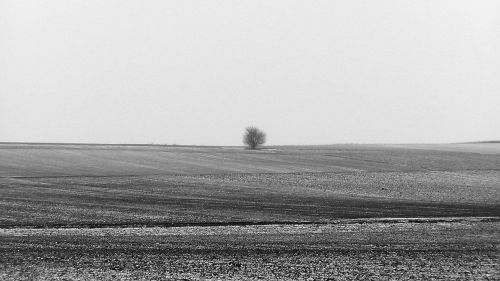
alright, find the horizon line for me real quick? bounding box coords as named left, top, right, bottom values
left=0, top=140, right=498, bottom=147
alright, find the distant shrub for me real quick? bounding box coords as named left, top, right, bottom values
left=243, top=127, right=266, bottom=149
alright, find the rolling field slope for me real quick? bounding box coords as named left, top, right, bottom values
left=0, top=143, right=499, bottom=227
left=1, top=143, right=499, bottom=279
left=1, top=143, right=499, bottom=177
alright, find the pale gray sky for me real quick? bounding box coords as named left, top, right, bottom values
left=1, top=0, right=499, bottom=145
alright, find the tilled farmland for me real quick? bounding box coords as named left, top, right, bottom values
left=0, top=143, right=499, bottom=280
left=1, top=171, right=499, bottom=227
left=1, top=219, right=499, bottom=280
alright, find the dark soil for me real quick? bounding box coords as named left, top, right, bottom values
left=1, top=220, right=499, bottom=280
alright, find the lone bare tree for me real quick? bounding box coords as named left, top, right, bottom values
left=243, top=126, right=266, bottom=149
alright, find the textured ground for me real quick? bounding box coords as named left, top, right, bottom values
left=1, top=218, right=499, bottom=280
left=1, top=143, right=499, bottom=177
left=1, top=171, right=499, bottom=227
left=1, top=143, right=499, bottom=227
left=0, top=143, right=499, bottom=279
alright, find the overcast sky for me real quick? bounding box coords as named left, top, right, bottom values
left=1, top=0, right=499, bottom=145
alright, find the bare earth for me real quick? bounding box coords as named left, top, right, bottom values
left=0, top=143, right=499, bottom=280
